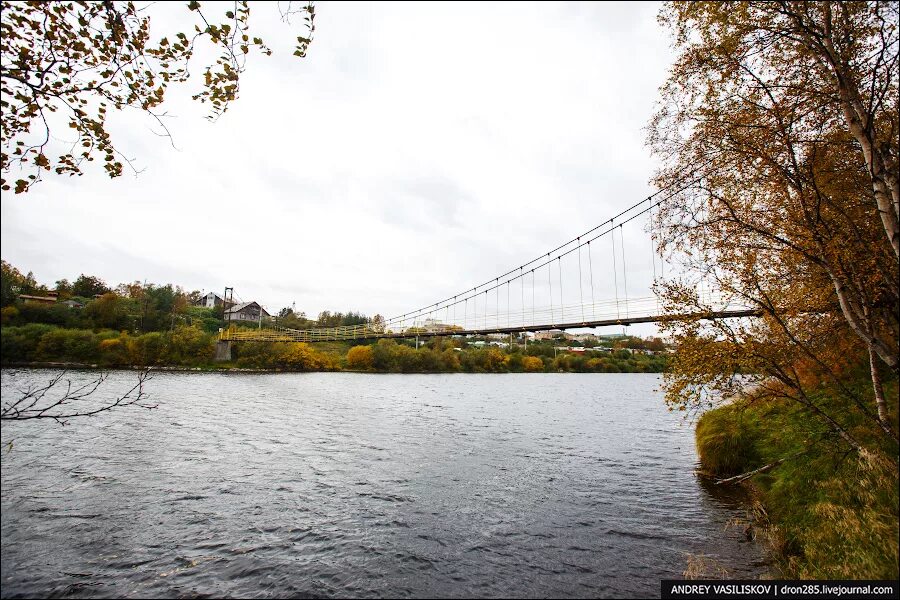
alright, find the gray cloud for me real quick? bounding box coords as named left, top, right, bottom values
left=1, top=1, right=669, bottom=334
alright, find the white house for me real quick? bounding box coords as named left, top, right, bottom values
left=224, top=301, right=271, bottom=322
left=197, top=292, right=225, bottom=309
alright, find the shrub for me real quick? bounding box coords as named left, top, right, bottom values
left=695, top=404, right=761, bottom=477
left=346, top=345, right=374, bottom=370
left=522, top=356, right=544, bottom=372
left=129, top=332, right=166, bottom=365
left=1, top=305, right=19, bottom=326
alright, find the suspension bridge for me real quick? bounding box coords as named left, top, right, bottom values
left=219, top=186, right=755, bottom=345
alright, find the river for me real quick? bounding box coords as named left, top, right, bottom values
left=1, top=369, right=768, bottom=598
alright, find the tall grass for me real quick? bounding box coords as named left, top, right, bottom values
left=695, top=381, right=898, bottom=579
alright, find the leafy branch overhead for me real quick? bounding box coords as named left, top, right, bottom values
left=0, top=0, right=315, bottom=194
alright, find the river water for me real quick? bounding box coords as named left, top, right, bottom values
left=1, top=370, right=767, bottom=598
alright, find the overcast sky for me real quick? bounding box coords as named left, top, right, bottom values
left=1, top=1, right=672, bottom=332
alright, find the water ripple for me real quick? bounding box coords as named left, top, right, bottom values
left=2, top=371, right=768, bottom=598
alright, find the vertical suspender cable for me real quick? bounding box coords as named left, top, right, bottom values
left=507, top=281, right=510, bottom=329
left=588, top=241, right=595, bottom=320
left=578, top=240, right=585, bottom=323
left=620, top=224, right=629, bottom=319
left=650, top=210, right=658, bottom=315
left=531, top=269, right=536, bottom=327
left=611, top=221, right=620, bottom=320
left=558, top=257, right=563, bottom=323
left=520, top=268, right=525, bottom=328
left=548, top=258, right=554, bottom=325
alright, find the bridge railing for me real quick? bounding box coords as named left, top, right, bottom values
left=219, top=322, right=387, bottom=342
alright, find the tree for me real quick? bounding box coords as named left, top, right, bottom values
left=71, top=273, right=109, bottom=297
left=650, top=1, right=899, bottom=443
left=54, top=278, right=72, bottom=300
left=1, top=0, right=315, bottom=193
left=84, top=291, right=129, bottom=329
left=1, top=260, right=26, bottom=306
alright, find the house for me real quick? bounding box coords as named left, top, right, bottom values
left=197, top=291, right=225, bottom=309
left=18, top=294, right=57, bottom=305
left=571, top=333, right=598, bottom=343
left=422, top=318, right=449, bottom=333
left=534, top=329, right=573, bottom=341
left=224, top=301, right=271, bottom=322
left=61, top=299, right=84, bottom=309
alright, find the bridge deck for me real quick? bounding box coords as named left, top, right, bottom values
left=219, top=309, right=760, bottom=343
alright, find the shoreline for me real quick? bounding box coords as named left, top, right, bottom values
left=0, top=361, right=278, bottom=373
left=0, top=362, right=660, bottom=375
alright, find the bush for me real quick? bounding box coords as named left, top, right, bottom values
left=166, top=326, right=215, bottom=365
left=277, top=343, right=337, bottom=371
left=130, top=332, right=166, bottom=365
left=522, top=356, right=544, bottom=372
left=346, top=345, right=374, bottom=370
left=695, top=404, right=762, bottom=477
left=1, top=323, right=56, bottom=362
left=34, top=328, right=99, bottom=363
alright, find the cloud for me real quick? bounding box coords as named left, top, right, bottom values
left=1, top=1, right=670, bottom=334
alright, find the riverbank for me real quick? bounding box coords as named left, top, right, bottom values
left=0, top=361, right=279, bottom=373
left=1, top=324, right=668, bottom=374
left=695, top=378, right=899, bottom=579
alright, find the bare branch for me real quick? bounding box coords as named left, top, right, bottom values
left=1, top=369, right=156, bottom=424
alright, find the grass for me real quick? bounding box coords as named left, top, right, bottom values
left=695, top=377, right=899, bottom=579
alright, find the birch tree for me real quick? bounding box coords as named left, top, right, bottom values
left=650, top=1, right=898, bottom=440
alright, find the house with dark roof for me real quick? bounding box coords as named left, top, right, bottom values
left=196, top=291, right=225, bottom=309
left=224, top=301, right=271, bottom=322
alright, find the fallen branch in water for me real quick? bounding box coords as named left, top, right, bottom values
left=714, top=450, right=807, bottom=485
left=1, top=369, right=155, bottom=424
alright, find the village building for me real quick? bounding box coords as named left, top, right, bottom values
left=224, top=301, right=271, bottom=323
left=197, top=291, right=225, bottom=309
left=18, top=294, right=57, bottom=305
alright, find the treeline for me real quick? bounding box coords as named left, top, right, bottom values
left=1, top=324, right=667, bottom=373
left=0, top=260, right=375, bottom=334
left=2, top=324, right=215, bottom=367
left=276, top=308, right=372, bottom=329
